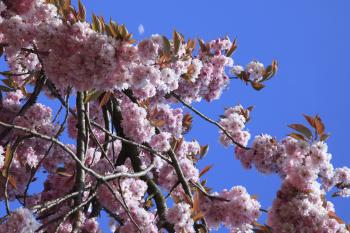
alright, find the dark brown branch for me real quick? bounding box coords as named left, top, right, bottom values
left=71, top=91, right=87, bottom=233
left=32, top=186, right=91, bottom=214
left=0, top=121, right=156, bottom=184
left=54, top=190, right=97, bottom=233
left=107, top=95, right=174, bottom=232
left=103, top=182, right=141, bottom=232
left=0, top=74, right=46, bottom=141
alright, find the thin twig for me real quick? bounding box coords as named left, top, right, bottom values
left=103, top=182, right=142, bottom=233
left=93, top=122, right=172, bottom=164
left=190, top=180, right=230, bottom=202
left=117, top=178, right=142, bottom=233
left=23, top=92, right=70, bottom=206
left=32, top=186, right=91, bottom=214
left=54, top=190, right=97, bottom=233
left=0, top=121, right=156, bottom=182
left=172, top=93, right=250, bottom=150
left=84, top=110, right=114, bottom=169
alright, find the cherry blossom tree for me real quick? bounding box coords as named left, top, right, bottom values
left=0, top=0, right=349, bottom=232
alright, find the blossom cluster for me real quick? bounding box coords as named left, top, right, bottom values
left=98, top=166, right=158, bottom=233
left=268, top=181, right=349, bottom=233
left=166, top=203, right=195, bottom=233
left=0, top=0, right=242, bottom=104
left=199, top=186, right=261, bottom=232
left=0, top=208, right=40, bottom=233
left=156, top=139, right=200, bottom=194
left=0, top=0, right=347, bottom=233
left=120, top=96, right=155, bottom=143
left=231, top=61, right=265, bottom=82
left=218, top=105, right=251, bottom=147
left=234, top=133, right=350, bottom=232
left=0, top=91, right=59, bottom=199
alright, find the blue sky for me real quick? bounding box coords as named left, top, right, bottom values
left=2, top=0, right=350, bottom=232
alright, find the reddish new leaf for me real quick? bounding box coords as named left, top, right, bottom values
left=199, top=164, right=213, bottom=177
left=288, top=124, right=313, bottom=140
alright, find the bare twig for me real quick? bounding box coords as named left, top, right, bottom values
left=0, top=121, right=156, bottom=182
left=54, top=190, right=97, bottom=233
left=0, top=71, right=32, bottom=76
left=103, top=182, right=142, bottom=233
left=23, top=92, right=70, bottom=206
left=93, top=123, right=172, bottom=164
left=117, top=178, right=142, bottom=233
left=190, top=180, right=230, bottom=202
left=32, top=186, right=91, bottom=214
left=172, top=93, right=250, bottom=150
left=84, top=110, right=114, bottom=169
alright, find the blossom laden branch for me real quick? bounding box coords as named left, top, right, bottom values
left=172, top=93, right=250, bottom=150
left=0, top=120, right=157, bottom=182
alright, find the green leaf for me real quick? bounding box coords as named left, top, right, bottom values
left=288, top=124, right=313, bottom=140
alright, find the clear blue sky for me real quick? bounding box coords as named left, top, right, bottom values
left=2, top=0, right=350, bottom=232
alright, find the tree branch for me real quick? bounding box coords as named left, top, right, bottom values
left=71, top=91, right=87, bottom=233
left=172, top=93, right=250, bottom=150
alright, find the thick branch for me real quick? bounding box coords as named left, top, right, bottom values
left=107, top=96, right=174, bottom=232
left=72, top=91, right=87, bottom=233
